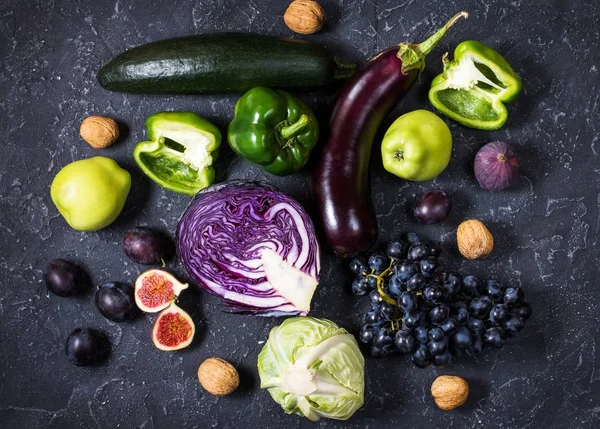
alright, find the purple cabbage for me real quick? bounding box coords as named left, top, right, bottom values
left=176, top=181, right=320, bottom=316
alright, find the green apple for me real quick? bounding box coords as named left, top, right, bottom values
left=50, top=156, right=131, bottom=231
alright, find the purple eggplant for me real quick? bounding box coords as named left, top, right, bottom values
left=312, top=11, right=468, bottom=256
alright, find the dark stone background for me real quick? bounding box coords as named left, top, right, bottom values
left=1, top=0, right=598, bottom=428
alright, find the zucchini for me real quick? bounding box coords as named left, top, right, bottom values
left=98, top=33, right=356, bottom=94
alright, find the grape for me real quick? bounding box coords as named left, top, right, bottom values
left=411, top=344, right=431, bottom=368
left=413, top=189, right=452, bottom=224
left=428, top=327, right=444, bottom=342
left=388, top=275, right=404, bottom=298
left=432, top=350, right=452, bottom=367
left=429, top=241, right=442, bottom=257
left=44, top=259, right=88, bottom=297
left=429, top=305, right=450, bottom=325
left=370, top=345, right=391, bottom=358
left=423, top=285, right=443, bottom=303
left=484, top=327, right=505, bottom=348
left=461, top=275, right=481, bottom=298
left=368, top=252, right=389, bottom=273
left=469, top=296, right=492, bottom=318
left=407, top=242, right=432, bottom=261
left=359, top=324, right=376, bottom=344
left=349, top=257, right=369, bottom=275
left=445, top=272, right=462, bottom=288
left=406, top=274, right=426, bottom=292
left=452, top=326, right=473, bottom=348
left=394, top=330, right=416, bottom=354
left=414, top=325, right=429, bottom=344
left=348, top=235, right=531, bottom=368
left=396, top=292, right=416, bottom=312
left=465, top=334, right=484, bottom=356
left=504, top=287, right=524, bottom=306
left=428, top=338, right=449, bottom=356
left=404, top=309, right=425, bottom=328
left=486, top=280, right=504, bottom=301
left=364, top=309, right=382, bottom=324
left=489, top=304, right=509, bottom=326
left=442, top=279, right=461, bottom=301
left=65, top=328, right=109, bottom=366
left=386, top=240, right=407, bottom=259
left=453, top=304, right=469, bottom=325
left=123, top=226, right=165, bottom=265
left=351, top=275, right=370, bottom=296
left=420, top=257, right=438, bottom=277
left=467, top=318, right=485, bottom=335
left=512, top=302, right=532, bottom=321
left=394, top=260, right=418, bottom=281
left=380, top=302, right=399, bottom=321
left=369, top=290, right=383, bottom=305
left=373, top=326, right=394, bottom=348
left=404, top=232, right=421, bottom=245
left=95, top=282, right=137, bottom=322
left=366, top=275, right=379, bottom=290
left=440, top=318, right=458, bottom=335
left=503, top=316, right=524, bottom=337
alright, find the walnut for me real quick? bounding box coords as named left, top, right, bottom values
left=431, top=375, right=469, bottom=410
left=457, top=219, right=494, bottom=260
left=197, top=358, right=240, bottom=396
left=80, top=116, right=119, bottom=148
left=284, top=1, right=325, bottom=35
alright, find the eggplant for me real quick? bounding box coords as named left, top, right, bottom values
left=312, top=12, right=468, bottom=256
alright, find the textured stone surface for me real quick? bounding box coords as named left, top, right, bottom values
left=1, top=0, right=599, bottom=428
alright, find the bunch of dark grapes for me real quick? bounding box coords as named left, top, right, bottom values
left=350, top=233, right=532, bottom=368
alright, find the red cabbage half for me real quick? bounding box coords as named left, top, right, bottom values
left=176, top=181, right=321, bottom=316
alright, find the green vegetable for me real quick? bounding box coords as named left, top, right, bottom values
left=428, top=40, right=522, bottom=130
left=50, top=156, right=131, bottom=231
left=257, top=317, right=364, bottom=422
left=381, top=110, right=453, bottom=181
left=97, top=33, right=356, bottom=94
left=134, top=112, right=221, bottom=196
left=228, top=87, right=319, bottom=176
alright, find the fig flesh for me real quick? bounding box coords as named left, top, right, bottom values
left=134, top=269, right=188, bottom=313
left=152, top=302, right=195, bottom=351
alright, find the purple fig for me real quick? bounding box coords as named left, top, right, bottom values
left=474, top=141, right=520, bottom=192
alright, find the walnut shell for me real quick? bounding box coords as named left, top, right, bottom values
left=457, top=219, right=494, bottom=260
left=284, top=0, right=325, bottom=35
left=80, top=116, right=119, bottom=149
left=197, top=358, right=239, bottom=396
left=431, top=375, right=469, bottom=410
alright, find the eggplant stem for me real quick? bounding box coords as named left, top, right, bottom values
left=397, top=11, right=468, bottom=74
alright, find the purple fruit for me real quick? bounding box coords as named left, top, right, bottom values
left=413, top=189, right=452, bottom=224
left=95, top=282, right=137, bottom=322
left=65, top=328, right=109, bottom=366
left=123, top=227, right=164, bottom=265
left=44, top=259, right=88, bottom=297
left=474, top=141, right=520, bottom=192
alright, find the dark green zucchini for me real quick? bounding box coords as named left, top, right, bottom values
left=98, top=33, right=356, bottom=94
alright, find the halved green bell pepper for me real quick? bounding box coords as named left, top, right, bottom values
left=134, top=112, right=221, bottom=196
left=227, top=87, right=319, bottom=176
left=429, top=40, right=522, bottom=130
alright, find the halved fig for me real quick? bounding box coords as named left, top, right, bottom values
left=152, top=302, right=195, bottom=351
left=134, top=269, right=188, bottom=313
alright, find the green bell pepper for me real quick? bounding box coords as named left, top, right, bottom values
left=227, top=87, right=319, bottom=176
left=429, top=40, right=522, bottom=130
left=134, top=112, right=221, bottom=196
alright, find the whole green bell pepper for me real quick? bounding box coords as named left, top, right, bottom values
left=134, top=112, right=221, bottom=196
left=429, top=40, right=522, bottom=130
left=227, top=87, right=319, bottom=176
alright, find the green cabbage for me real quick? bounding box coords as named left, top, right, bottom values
left=257, top=317, right=365, bottom=421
